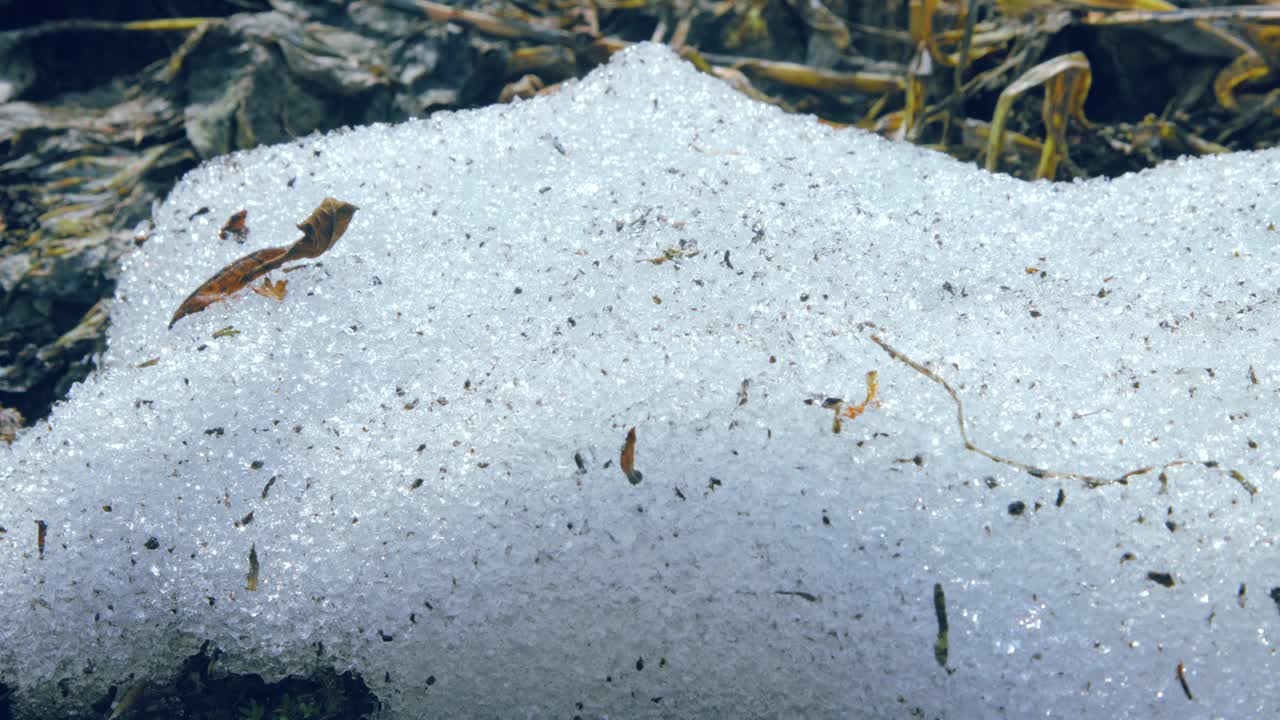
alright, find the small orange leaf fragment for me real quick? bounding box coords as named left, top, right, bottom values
left=810, top=371, right=879, bottom=433
left=169, top=198, right=358, bottom=328
left=842, top=370, right=880, bottom=420
left=219, top=209, right=248, bottom=242
left=252, top=276, right=288, bottom=302
left=620, top=426, right=642, bottom=484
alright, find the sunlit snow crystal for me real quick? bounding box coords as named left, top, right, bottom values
left=3, top=43, right=1280, bottom=718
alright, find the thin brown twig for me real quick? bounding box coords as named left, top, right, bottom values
left=867, top=334, right=1257, bottom=495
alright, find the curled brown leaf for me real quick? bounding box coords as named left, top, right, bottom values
left=169, top=198, right=358, bottom=328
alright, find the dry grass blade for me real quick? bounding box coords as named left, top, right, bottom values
left=1000, top=0, right=1175, bottom=17
left=914, top=0, right=1003, bottom=68
left=380, top=0, right=573, bottom=44
left=984, top=51, right=1091, bottom=178
left=1214, top=50, right=1269, bottom=111
left=898, top=45, right=932, bottom=142
left=505, top=45, right=576, bottom=77
left=169, top=198, right=358, bottom=328
left=120, top=17, right=219, bottom=31
left=1075, top=0, right=1176, bottom=10
left=1081, top=5, right=1280, bottom=25
left=734, top=58, right=904, bottom=95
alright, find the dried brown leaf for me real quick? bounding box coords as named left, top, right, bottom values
left=284, top=197, right=359, bottom=262
left=169, top=198, right=358, bottom=328
left=620, top=426, right=642, bottom=484
left=219, top=209, right=248, bottom=242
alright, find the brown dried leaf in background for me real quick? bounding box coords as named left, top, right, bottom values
left=251, top=276, right=288, bottom=301
left=499, top=73, right=545, bottom=103
left=219, top=209, right=249, bottom=242
left=0, top=406, right=22, bottom=444
left=169, top=198, right=358, bottom=328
